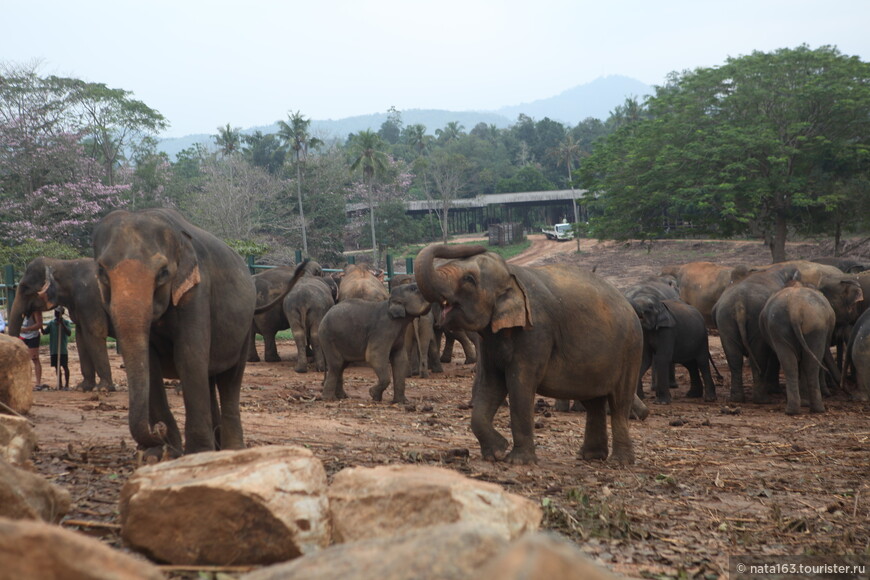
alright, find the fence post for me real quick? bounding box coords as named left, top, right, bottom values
left=347, top=255, right=356, bottom=265
left=405, top=257, right=414, bottom=275
left=295, top=249, right=303, bottom=263
left=246, top=255, right=255, bottom=275
left=386, top=254, right=393, bottom=279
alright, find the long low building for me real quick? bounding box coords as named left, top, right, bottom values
left=347, top=189, right=589, bottom=234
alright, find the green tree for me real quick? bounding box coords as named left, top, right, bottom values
left=581, top=45, right=870, bottom=261
left=214, top=123, right=242, bottom=156
left=242, top=131, right=286, bottom=175
left=277, top=111, right=323, bottom=256
left=378, top=106, right=403, bottom=145
left=497, top=165, right=556, bottom=193
left=435, top=121, right=465, bottom=144
left=349, top=130, right=390, bottom=266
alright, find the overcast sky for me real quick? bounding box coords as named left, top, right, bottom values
left=3, top=0, right=868, bottom=138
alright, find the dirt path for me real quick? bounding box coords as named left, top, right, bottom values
left=25, top=237, right=870, bottom=579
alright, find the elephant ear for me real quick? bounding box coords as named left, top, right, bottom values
left=491, top=273, right=533, bottom=333
left=172, top=230, right=201, bottom=306
left=655, top=301, right=677, bottom=329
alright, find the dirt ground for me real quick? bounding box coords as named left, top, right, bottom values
left=24, top=235, right=870, bottom=579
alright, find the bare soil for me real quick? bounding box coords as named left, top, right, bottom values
left=25, top=235, right=870, bottom=579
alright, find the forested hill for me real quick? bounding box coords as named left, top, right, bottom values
left=156, top=75, right=653, bottom=159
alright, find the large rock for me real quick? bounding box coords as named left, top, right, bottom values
left=0, top=458, right=70, bottom=522
left=242, top=522, right=509, bottom=580
left=120, top=445, right=330, bottom=565
left=0, top=516, right=163, bottom=580
left=479, top=532, right=621, bottom=580
left=0, top=334, right=32, bottom=415
left=0, top=415, right=36, bottom=466
left=327, top=465, right=542, bottom=544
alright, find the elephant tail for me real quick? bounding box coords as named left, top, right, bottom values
left=734, top=302, right=756, bottom=367
left=791, top=311, right=830, bottom=374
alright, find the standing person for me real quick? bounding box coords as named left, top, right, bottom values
left=43, top=307, right=72, bottom=391
left=0, top=308, right=6, bottom=333
left=20, top=310, right=45, bottom=390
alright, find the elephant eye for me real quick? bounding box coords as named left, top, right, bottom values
left=461, top=274, right=476, bottom=286
left=157, top=267, right=170, bottom=284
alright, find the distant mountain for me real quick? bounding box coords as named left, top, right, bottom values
left=496, top=75, right=653, bottom=125
left=156, top=75, right=653, bottom=159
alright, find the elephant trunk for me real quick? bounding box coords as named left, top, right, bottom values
left=414, top=243, right=487, bottom=304
left=6, top=291, right=28, bottom=338
left=107, top=264, right=165, bottom=449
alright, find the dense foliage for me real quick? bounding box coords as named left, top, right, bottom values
left=2, top=45, right=869, bottom=270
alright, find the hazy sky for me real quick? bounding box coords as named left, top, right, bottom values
left=3, top=0, right=868, bottom=138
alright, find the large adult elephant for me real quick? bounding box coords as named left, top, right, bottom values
left=248, top=262, right=322, bottom=363
left=712, top=265, right=800, bottom=404
left=660, top=262, right=749, bottom=327
left=283, top=275, right=335, bottom=373
left=7, top=258, right=114, bottom=391
left=92, top=208, right=305, bottom=458
left=415, top=243, right=644, bottom=465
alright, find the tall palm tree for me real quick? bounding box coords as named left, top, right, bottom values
left=404, top=123, right=430, bottom=157
left=435, top=121, right=465, bottom=144
left=349, top=130, right=389, bottom=267
left=214, top=123, right=241, bottom=156
left=549, top=135, right=583, bottom=223
left=277, top=111, right=322, bottom=256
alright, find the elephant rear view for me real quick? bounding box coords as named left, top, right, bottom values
left=415, top=243, right=643, bottom=465
left=93, top=208, right=305, bottom=459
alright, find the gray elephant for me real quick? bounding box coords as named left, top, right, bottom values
left=632, top=295, right=715, bottom=404
left=760, top=282, right=835, bottom=414
left=318, top=283, right=432, bottom=404
left=660, top=262, right=750, bottom=327
left=337, top=264, right=389, bottom=302
left=92, top=208, right=306, bottom=459
left=842, top=307, right=870, bottom=401
left=712, top=265, right=800, bottom=404
left=389, top=274, right=442, bottom=378
left=283, top=276, right=335, bottom=373
left=810, top=256, right=870, bottom=274
left=248, top=262, right=322, bottom=362
left=414, top=243, right=644, bottom=466
left=6, top=258, right=115, bottom=392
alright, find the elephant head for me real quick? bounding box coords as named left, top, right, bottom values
left=387, top=283, right=431, bottom=319
left=820, top=277, right=864, bottom=326
left=632, top=295, right=675, bottom=331
left=414, top=243, right=531, bottom=333
left=92, top=210, right=202, bottom=449
left=7, top=258, right=58, bottom=337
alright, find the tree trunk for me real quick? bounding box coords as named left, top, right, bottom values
left=770, top=210, right=789, bottom=263
left=296, top=158, right=308, bottom=256
left=368, top=182, right=378, bottom=267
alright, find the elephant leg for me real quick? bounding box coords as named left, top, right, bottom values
left=685, top=362, right=703, bottom=398
left=427, top=334, right=443, bottom=373
left=778, top=347, right=801, bottom=415
left=322, top=359, right=347, bottom=401
left=263, top=331, right=281, bottom=363
left=292, top=323, right=309, bottom=373
left=608, top=391, right=636, bottom=465
left=719, top=328, right=747, bottom=402
left=146, top=349, right=182, bottom=458
left=470, top=371, right=509, bottom=461
left=310, top=325, right=326, bottom=373
left=637, top=350, right=652, bottom=399
left=579, top=397, right=609, bottom=461
left=178, top=363, right=217, bottom=454
left=754, top=345, right=779, bottom=404
left=504, top=376, right=539, bottom=465
left=389, top=349, right=409, bottom=404
left=653, top=347, right=673, bottom=404
left=458, top=332, right=477, bottom=364
left=801, top=354, right=826, bottom=414
left=214, top=359, right=246, bottom=450
left=75, top=332, right=98, bottom=391
left=821, top=348, right=839, bottom=396
left=669, top=364, right=678, bottom=389
left=368, top=356, right=392, bottom=402
left=554, top=399, right=570, bottom=412
left=700, top=358, right=717, bottom=402
left=440, top=334, right=455, bottom=363
left=247, top=326, right=260, bottom=363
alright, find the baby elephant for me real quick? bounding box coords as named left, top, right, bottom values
left=760, top=283, right=835, bottom=415
left=318, top=283, right=431, bottom=403
left=632, top=295, right=715, bottom=404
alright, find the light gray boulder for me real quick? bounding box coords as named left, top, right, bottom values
left=0, top=334, right=32, bottom=415
left=120, top=445, right=330, bottom=565
left=242, top=522, right=509, bottom=580
left=0, top=516, right=163, bottom=580
left=0, top=458, right=70, bottom=522
left=0, top=415, right=36, bottom=466
left=327, top=465, right=542, bottom=544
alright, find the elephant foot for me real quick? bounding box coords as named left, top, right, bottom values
left=630, top=397, right=649, bottom=421
left=654, top=397, right=671, bottom=405
left=686, top=388, right=703, bottom=398
left=439, top=355, right=453, bottom=364
left=579, top=445, right=609, bottom=462
left=369, top=386, right=385, bottom=402
left=785, top=405, right=801, bottom=416
left=610, top=446, right=635, bottom=466
left=265, top=355, right=281, bottom=363
left=810, top=404, right=826, bottom=414
left=554, top=399, right=570, bottom=412
left=464, top=357, right=477, bottom=365
left=505, top=448, right=538, bottom=465
left=704, top=393, right=717, bottom=403
left=729, top=390, right=746, bottom=403
left=140, top=445, right=179, bottom=464
left=391, top=396, right=408, bottom=404
left=295, top=366, right=309, bottom=374
left=431, top=363, right=444, bottom=373
left=479, top=434, right=509, bottom=461
left=78, top=381, right=96, bottom=393
left=247, top=355, right=261, bottom=363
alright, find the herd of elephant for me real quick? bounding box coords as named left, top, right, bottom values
left=6, top=207, right=870, bottom=468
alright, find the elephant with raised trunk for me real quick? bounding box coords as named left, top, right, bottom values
left=415, top=243, right=644, bottom=465
left=93, top=208, right=306, bottom=459
left=7, top=258, right=114, bottom=392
